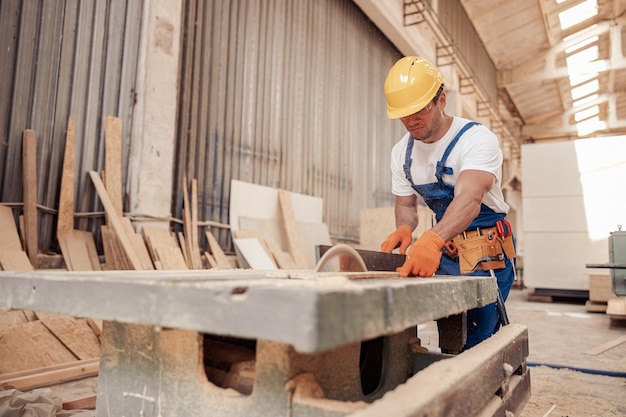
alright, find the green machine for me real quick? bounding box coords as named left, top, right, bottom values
left=609, top=225, right=626, bottom=296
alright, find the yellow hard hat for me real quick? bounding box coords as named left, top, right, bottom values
left=384, top=56, right=444, bottom=119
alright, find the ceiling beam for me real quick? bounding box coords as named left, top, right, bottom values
left=498, top=17, right=626, bottom=87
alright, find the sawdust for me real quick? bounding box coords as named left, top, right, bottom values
left=520, top=366, right=625, bottom=417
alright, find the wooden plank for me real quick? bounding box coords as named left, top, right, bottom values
left=177, top=231, right=190, bottom=267
left=583, top=334, right=626, bottom=356
left=109, top=233, right=133, bottom=270
left=58, top=230, right=101, bottom=271
left=88, top=171, right=143, bottom=270
left=72, top=229, right=102, bottom=270
left=0, top=358, right=99, bottom=391
left=265, top=239, right=297, bottom=269
left=0, top=250, right=34, bottom=271
left=120, top=218, right=154, bottom=270
left=181, top=174, right=202, bottom=269
left=0, top=204, right=22, bottom=251
left=607, top=297, right=626, bottom=317
left=190, top=178, right=202, bottom=269
left=278, top=189, right=308, bottom=268
left=100, top=225, right=118, bottom=269
left=0, top=357, right=99, bottom=380
left=22, top=129, right=38, bottom=266
left=204, top=251, right=217, bottom=268
left=154, top=246, right=189, bottom=270
left=129, top=232, right=155, bottom=270
left=181, top=173, right=192, bottom=268
left=588, top=273, right=617, bottom=302
left=57, top=117, right=75, bottom=236
left=63, top=393, right=97, bottom=410
left=205, top=230, right=231, bottom=269
left=585, top=300, right=608, bottom=313
left=60, top=233, right=92, bottom=270
left=104, top=116, right=123, bottom=217
left=142, top=226, right=187, bottom=269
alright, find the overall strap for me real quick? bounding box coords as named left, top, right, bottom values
left=435, top=122, right=480, bottom=182
left=403, top=122, right=480, bottom=187
left=403, top=138, right=416, bottom=186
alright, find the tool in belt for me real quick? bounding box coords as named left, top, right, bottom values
left=442, top=220, right=516, bottom=275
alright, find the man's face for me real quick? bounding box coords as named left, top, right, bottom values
left=400, top=91, right=444, bottom=143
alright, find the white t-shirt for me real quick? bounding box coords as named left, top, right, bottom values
left=390, top=116, right=510, bottom=214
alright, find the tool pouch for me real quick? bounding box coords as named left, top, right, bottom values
left=499, top=234, right=516, bottom=260
left=452, top=232, right=506, bottom=274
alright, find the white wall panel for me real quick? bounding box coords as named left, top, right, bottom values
left=522, top=137, right=626, bottom=292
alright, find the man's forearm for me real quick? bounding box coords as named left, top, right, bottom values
left=395, top=203, right=419, bottom=230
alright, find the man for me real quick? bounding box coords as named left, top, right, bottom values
left=380, top=56, right=516, bottom=350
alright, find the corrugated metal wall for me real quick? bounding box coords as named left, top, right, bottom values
left=175, top=0, right=405, bottom=246
left=1, top=0, right=406, bottom=254
left=429, top=0, right=498, bottom=109
left=0, top=0, right=143, bottom=252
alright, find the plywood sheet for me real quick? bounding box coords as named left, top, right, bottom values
left=358, top=205, right=435, bottom=252
left=229, top=179, right=323, bottom=232
left=239, top=216, right=287, bottom=249
left=0, top=310, right=30, bottom=331
left=36, top=313, right=100, bottom=360
left=238, top=216, right=330, bottom=269
left=233, top=238, right=278, bottom=270
left=0, top=321, right=77, bottom=373
left=296, top=221, right=332, bottom=268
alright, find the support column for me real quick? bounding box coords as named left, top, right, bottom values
left=128, top=0, right=183, bottom=229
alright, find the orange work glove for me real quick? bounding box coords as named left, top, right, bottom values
left=380, top=224, right=413, bottom=254
left=397, top=230, right=445, bottom=277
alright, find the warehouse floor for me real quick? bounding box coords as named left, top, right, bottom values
left=419, top=287, right=626, bottom=417
left=508, top=288, right=626, bottom=417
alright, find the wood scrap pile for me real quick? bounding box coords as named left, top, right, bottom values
left=0, top=116, right=340, bottom=412
left=0, top=309, right=100, bottom=412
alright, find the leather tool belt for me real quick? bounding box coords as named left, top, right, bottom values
left=449, top=223, right=516, bottom=274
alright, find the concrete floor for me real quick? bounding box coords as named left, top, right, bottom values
left=419, top=286, right=626, bottom=369
left=508, top=288, right=626, bottom=416
left=506, top=288, right=626, bottom=373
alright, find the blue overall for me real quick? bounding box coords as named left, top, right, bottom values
left=403, top=122, right=515, bottom=350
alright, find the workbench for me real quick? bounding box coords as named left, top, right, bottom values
left=0, top=269, right=530, bottom=417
